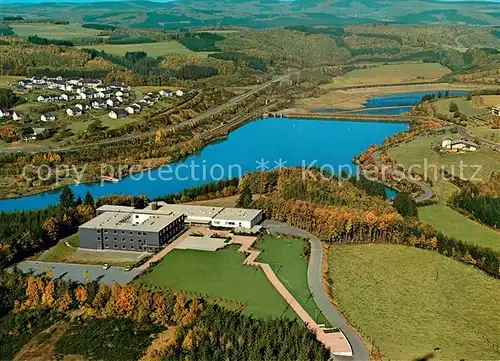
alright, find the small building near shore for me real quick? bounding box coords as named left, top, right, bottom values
left=441, top=138, right=479, bottom=152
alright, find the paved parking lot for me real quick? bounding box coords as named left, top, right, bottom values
left=17, top=261, right=141, bottom=285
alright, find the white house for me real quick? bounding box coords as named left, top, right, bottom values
left=131, top=103, right=141, bottom=112
left=12, top=111, right=24, bottom=121
left=41, top=113, right=56, bottom=122
left=79, top=79, right=102, bottom=88
left=66, top=107, right=82, bottom=116
left=0, top=109, right=11, bottom=118
left=492, top=106, right=500, bottom=116
left=108, top=109, right=128, bottom=119
left=92, top=100, right=108, bottom=109
left=37, top=95, right=59, bottom=102
left=176, top=90, right=184, bottom=97
left=125, top=106, right=135, bottom=114
left=106, top=99, right=115, bottom=107
left=160, top=89, right=173, bottom=97
left=115, top=96, right=124, bottom=103
left=30, top=76, right=46, bottom=85
left=441, top=138, right=479, bottom=152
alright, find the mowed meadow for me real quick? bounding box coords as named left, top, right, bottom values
left=81, top=41, right=206, bottom=57
left=9, top=23, right=101, bottom=39
left=325, top=63, right=451, bottom=88
left=327, top=244, right=500, bottom=360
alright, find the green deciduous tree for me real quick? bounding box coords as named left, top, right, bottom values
left=449, top=101, right=459, bottom=113
left=0, top=89, right=17, bottom=109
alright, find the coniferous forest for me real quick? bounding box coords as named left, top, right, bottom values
left=0, top=269, right=328, bottom=361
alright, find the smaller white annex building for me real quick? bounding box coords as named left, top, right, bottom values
left=96, top=202, right=263, bottom=229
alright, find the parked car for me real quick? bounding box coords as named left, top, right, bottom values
left=103, top=263, right=110, bottom=270
left=124, top=265, right=132, bottom=272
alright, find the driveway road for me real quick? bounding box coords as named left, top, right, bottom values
left=263, top=220, right=370, bottom=361
left=370, top=150, right=433, bottom=202
left=16, top=261, right=141, bottom=285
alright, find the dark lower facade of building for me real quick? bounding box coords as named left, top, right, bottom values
left=79, top=215, right=185, bottom=252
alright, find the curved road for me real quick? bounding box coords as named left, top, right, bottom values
left=263, top=220, right=370, bottom=361
left=370, top=150, right=433, bottom=203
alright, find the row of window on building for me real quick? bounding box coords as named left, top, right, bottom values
left=103, top=243, right=149, bottom=251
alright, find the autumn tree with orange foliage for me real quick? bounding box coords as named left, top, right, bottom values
left=75, top=285, right=88, bottom=307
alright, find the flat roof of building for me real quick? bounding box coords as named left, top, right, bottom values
left=150, top=202, right=224, bottom=219
left=98, top=203, right=224, bottom=219
left=96, top=203, right=261, bottom=223
left=81, top=211, right=182, bottom=232
left=212, top=207, right=262, bottom=222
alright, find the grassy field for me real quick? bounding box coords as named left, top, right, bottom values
left=10, top=23, right=101, bottom=39
left=430, top=178, right=460, bottom=203
left=328, top=244, right=500, bottom=361
left=329, top=63, right=450, bottom=87
left=434, top=96, right=487, bottom=117
left=0, top=75, right=24, bottom=87
left=468, top=125, right=500, bottom=142
left=387, top=132, right=500, bottom=182
left=419, top=204, right=500, bottom=251
left=479, top=95, right=500, bottom=107
left=66, top=111, right=142, bottom=133
left=256, top=236, right=329, bottom=326
left=37, top=233, right=141, bottom=266
left=137, top=245, right=297, bottom=320
left=80, top=41, right=198, bottom=57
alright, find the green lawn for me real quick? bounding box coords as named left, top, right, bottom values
left=38, top=233, right=140, bottom=266
left=37, top=233, right=78, bottom=263
left=434, top=96, right=487, bottom=117
left=66, top=111, right=142, bottom=133
left=256, top=236, right=330, bottom=326
left=419, top=204, right=500, bottom=251
left=137, top=245, right=297, bottom=320
left=80, top=41, right=198, bottom=57
left=328, top=244, right=500, bottom=361
left=388, top=132, right=500, bottom=182
left=10, top=23, right=101, bottom=39
left=430, top=178, right=460, bottom=203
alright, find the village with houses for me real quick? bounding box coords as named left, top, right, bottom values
left=0, top=75, right=185, bottom=142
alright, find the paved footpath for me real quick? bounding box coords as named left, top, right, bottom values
left=232, top=234, right=352, bottom=357
left=263, top=220, right=370, bottom=361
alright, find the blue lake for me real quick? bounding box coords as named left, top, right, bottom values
left=0, top=118, right=409, bottom=211
left=363, top=90, right=470, bottom=108
left=349, top=106, right=413, bottom=115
